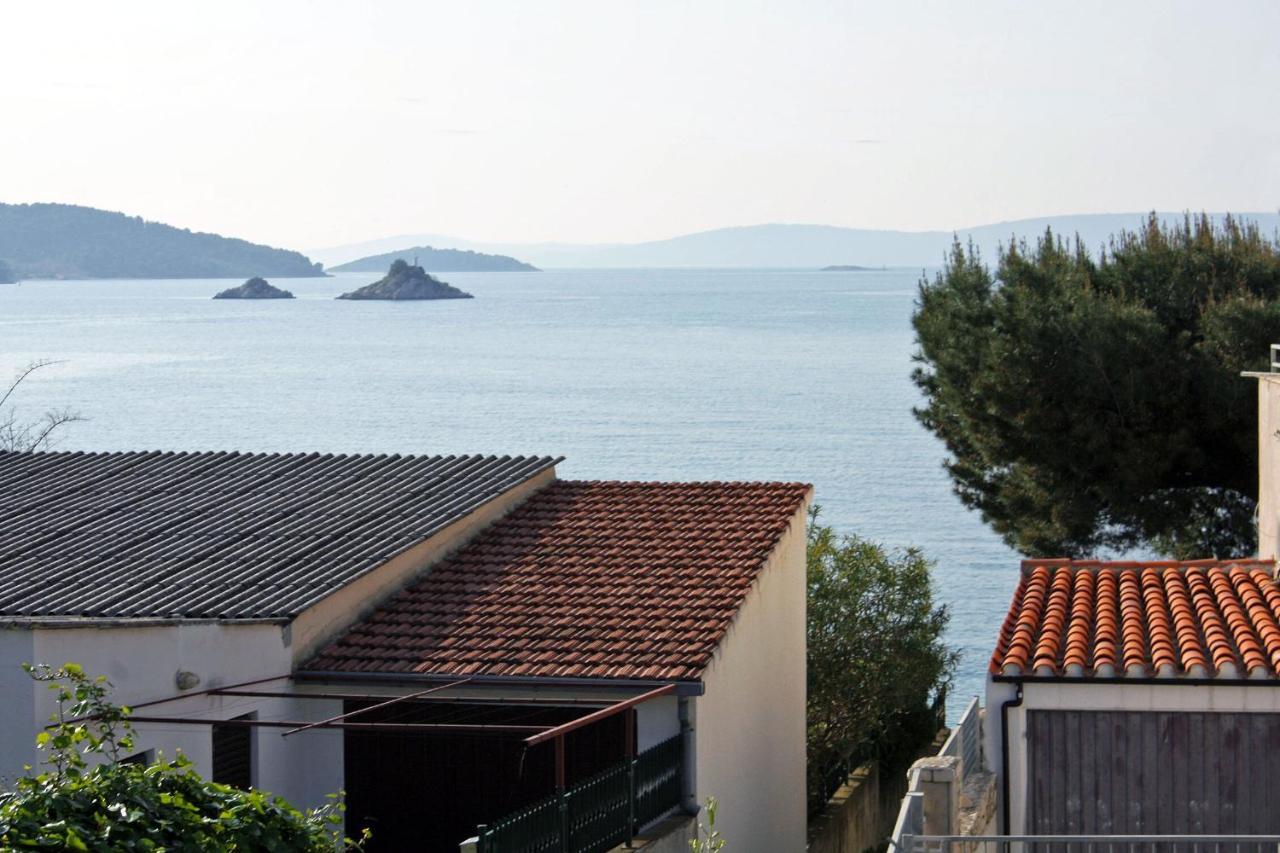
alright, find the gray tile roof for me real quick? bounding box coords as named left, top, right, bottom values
left=0, top=450, right=559, bottom=620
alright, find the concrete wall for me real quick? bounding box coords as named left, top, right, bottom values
left=989, top=677, right=1280, bottom=835
left=1255, top=374, right=1280, bottom=559
left=691, top=499, right=809, bottom=853
left=807, top=762, right=884, bottom=853
left=0, top=621, right=344, bottom=812
left=0, top=628, right=35, bottom=788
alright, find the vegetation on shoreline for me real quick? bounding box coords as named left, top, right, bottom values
left=331, top=245, right=538, bottom=273
left=0, top=203, right=324, bottom=280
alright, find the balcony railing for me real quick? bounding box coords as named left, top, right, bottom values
left=897, top=835, right=1280, bottom=853
left=474, top=734, right=684, bottom=853
left=937, top=696, right=982, bottom=782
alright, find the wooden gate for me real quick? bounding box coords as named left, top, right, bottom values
left=1027, top=709, right=1280, bottom=835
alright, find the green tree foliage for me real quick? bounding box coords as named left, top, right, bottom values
left=806, top=510, right=955, bottom=806
left=0, top=663, right=362, bottom=852
left=913, top=214, right=1280, bottom=559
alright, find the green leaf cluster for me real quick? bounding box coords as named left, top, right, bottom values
left=913, top=213, right=1280, bottom=558
left=0, top=664, right=362, bottom=852
left=805, top=511, right=956, bottom=805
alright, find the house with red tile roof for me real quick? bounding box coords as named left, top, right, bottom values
left=974, top=362, right=1280, bottom=840
left=0, top=450, right=811, bottom=853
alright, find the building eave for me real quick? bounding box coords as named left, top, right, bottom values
left=293, top=669, right=706, bottom=696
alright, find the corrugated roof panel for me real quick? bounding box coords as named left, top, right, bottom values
left=0, top=450, right=559, bottom=619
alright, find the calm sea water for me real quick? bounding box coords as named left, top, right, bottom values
left=0, top=269, right=1016, bottom=715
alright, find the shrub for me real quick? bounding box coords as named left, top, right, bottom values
left=806, top=510, right=956, bottom=808
left=0, top=663, right=362, bottom=852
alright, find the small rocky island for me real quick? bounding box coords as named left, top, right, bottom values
left=0, top=260, right=14, bottom=284
left=213, top=277, right=295, bottom=299
left=337, top=259, right=474, bottom=301
left=821, top=265, right=876, bottom=272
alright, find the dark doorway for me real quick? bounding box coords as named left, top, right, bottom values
left=212, top=713, right=254, bottom=789
left=343, top=700, right=633, bottom=853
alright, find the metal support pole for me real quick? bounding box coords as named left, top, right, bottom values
left=626, top=710, right=636, bottom=841
left=678, top=695, right=696, bottom=813
left=556, top=735, right=568, bottom=853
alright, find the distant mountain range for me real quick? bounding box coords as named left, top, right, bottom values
left=310, top=212, right=1280, bottom=270
left=330, top=245, right=537, bottom=273
left=0, top=203, right=324, bottom=279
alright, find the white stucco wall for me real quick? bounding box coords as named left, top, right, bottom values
left=989, top=677, right=1280, bottom=834
left=690, top=499, right=809, bottom=853
left=1254, top=374, right=1280, bottom=560
left=0, top=621, right=344, bottom=812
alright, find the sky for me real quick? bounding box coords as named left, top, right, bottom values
left=2, top=1, right=1278, bottom=250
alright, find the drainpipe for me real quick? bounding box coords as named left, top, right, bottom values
left=678, top=696, right=696, bottom=814
left=999, top=684, right=1024, bottom=835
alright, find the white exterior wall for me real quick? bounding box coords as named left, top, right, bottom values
left=1254, top=374, right=1280, bottom=560
left=691, top=500, right=809, bottom=853
left=990, top=677, right=1280, bottom=835
left=0, top=628, right=36, bottom=787
left=0, top=621, right=344, bottom=812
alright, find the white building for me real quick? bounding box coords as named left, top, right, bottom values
left=980, top=358, right=1280, bottom=838
left=0, top=450, right=810, bottom=853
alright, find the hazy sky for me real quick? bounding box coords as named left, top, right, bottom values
left=3, top=1, right=1278, bottom=250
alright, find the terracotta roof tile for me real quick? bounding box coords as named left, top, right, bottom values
left=305, top=479, right=811, bottom=682
left=991, top=559, right=1280, bottom=680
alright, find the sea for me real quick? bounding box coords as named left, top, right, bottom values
left=0, top=268, right=1018, bottom=718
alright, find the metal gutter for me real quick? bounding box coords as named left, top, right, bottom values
left=992, top=674, right=1280, bottom=686
left=295, top=669, right=706, bottom=696
left=0, top=616, right=291, bottom=629
left=999, top=684, right=1023, bottom=836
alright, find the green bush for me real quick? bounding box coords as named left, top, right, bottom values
left=806, top=510, right=956, bottom=808
left=0, top=663, right=362, bottom=852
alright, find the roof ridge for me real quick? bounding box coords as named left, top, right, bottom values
left=1019, top=558, right=1274, bottom=577
left=0, top=449, right=563, bottom=463
left=559, top=479, right=812, bottom=488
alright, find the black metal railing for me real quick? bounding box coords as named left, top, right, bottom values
left=476, top=734, right=684, bottom=853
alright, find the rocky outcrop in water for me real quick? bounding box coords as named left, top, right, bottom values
left=213, top=277, right=295, bottom=299
left=337, top=260, right=474, bottom=301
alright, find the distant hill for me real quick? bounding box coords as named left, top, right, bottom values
left=311, top=212, right=1280, bottom=269
left=330, top=245, right=538, bottom=273
left=0, top=203, right=324, bottom=279
left=821, top=265, right=878, bottom=271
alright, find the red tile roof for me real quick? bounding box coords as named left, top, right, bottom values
left=305, top=479, right=811, bottom=682
left=991, top=559, right=1280, bottom=679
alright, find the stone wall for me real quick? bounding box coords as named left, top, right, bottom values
left=808, top=729, right=949, bottom=853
